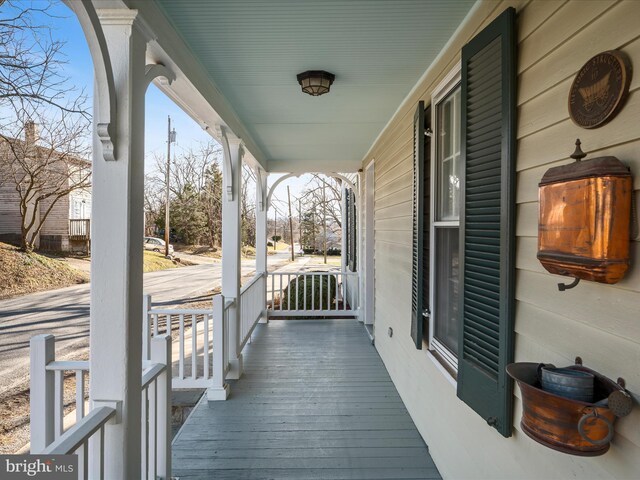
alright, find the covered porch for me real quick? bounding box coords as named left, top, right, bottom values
left=26, top=1, right=640, bottom=480
left=26, top=2, right=468, bottom=477
left=172, top=319, right=440, bottom=479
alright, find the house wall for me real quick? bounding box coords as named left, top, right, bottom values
left=0, top=184, right=22, bottom=238
left=364, top=0, right=640, bottom=478
left=39, top=195, right=70, bottom=236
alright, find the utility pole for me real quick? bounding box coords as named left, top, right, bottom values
left=287, top=186, right=295, bottom=261
left=164, top=116, right=176, bottom=257
left=298, top=199, right=302, bottom=252
left=273, top=208, right=277, bottom=250
left=323, top=182, right=327, bottom=264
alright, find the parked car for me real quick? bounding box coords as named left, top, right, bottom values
left=143, top=236, right=174, bottom=255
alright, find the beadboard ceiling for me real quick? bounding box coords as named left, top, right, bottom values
left=156, top=0, right=475, bottom=172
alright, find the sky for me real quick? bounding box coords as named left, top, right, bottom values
left=18, top=0, right=314, bottom=203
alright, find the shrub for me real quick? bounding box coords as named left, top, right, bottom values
left=281, top=273, right=337, bottom=310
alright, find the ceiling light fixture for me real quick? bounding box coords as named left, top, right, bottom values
left=296, top=70, right=335, bottom=96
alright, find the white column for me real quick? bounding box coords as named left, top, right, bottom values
left=256, top=169, right=269, bottom=323
left=221, top=131, right=243, bottom=379
left=89, top=9, right=147, bottom=479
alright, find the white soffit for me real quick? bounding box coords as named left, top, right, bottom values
left=156, top=0, right=475, bottom=172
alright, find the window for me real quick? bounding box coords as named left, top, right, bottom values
left=409, top=6, right=517, bottom=437
left=429, top=69, right=461, bottom=374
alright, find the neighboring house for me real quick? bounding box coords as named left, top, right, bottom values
left=0, top=122, right=92, bottom=252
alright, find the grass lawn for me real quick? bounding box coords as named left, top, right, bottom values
left=304, top=254, right=342, bottom=267
left=143, top=250, right=183, bottom=272
left=0, top=242, right=89, bottom=299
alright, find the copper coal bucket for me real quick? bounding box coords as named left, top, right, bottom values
left=507, top=359, right=630, bottom=456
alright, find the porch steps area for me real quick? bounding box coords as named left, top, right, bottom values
left=171, top=319, right=441, bottom=479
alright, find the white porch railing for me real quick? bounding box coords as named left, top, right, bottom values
left=143, top=294, right=231, bottom=399
left=30, top=334, right=171, bottom=479
left=239, top=272, right=266, bottom=350
left=144, top=296, right=214, bottom=388
left=267, top=271, right=359, bottom=317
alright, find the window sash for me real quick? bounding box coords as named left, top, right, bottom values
left=429, top=71, right=461, bottom=374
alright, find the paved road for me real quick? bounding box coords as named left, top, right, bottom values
left=0, top=253, right=290, bottom=394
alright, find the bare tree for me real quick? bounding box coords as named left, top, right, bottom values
left=241, top=165, right=256, bottom=248
left=298, top=175, right=343, bottom=253
left=0, top=0, right=88, bottom=119
left=146, top=142, right=223, bottom=246
left=0, top=0, right=92, bottom=251
left=303, top=175, right=343, bottom=228
left=0, top=111, right=91, bottom=251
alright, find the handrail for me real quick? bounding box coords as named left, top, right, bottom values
left=240, top=272, right=264, bottom=294
left=42, top=406, right=115, bottom=455
left=46, top=361, right=89, bottom=371
left=148, top=308, right=213, bottom=316
left=141, top=363, right=165, bottom=389
left=224, top=298, right=235, bottom=310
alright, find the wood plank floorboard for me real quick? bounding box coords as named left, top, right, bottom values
left=172, top=320, right=441, bottom=480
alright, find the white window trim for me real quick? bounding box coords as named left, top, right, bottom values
left=428, top=62, right=462, bottom=376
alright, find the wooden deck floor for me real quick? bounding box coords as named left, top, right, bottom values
left=172, top=320, right=441, bottom=480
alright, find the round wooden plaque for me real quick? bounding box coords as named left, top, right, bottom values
left=568, top=50, right=632, bottom=129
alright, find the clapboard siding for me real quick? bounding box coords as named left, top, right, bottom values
left=364, top=0, right=640, bottom=478
left=0, top=186, right=22, bottom=234
left=40, top=196, right=69, bottom=236
left=519, top=0, right=640, bottom=104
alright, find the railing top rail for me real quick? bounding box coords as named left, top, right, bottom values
left=267, top=270, right=345, bottom=275
left=42, top=406, right=116, bottom=455
left=240, top=272, right=265, bottom=294
left=224, top=298, right=235, bottom=310
left=46, top=361, right=90, bottom=371
left=141, top=363, right=166, bottom=389
left=148, top=308, right=213, bottom=316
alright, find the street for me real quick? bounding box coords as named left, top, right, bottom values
left=0, top=252, right=290, bottom=395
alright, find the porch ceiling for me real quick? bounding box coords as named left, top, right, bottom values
left=155, top=0, right=475, bottom=173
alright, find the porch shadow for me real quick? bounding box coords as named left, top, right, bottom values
left=171, top=319, right=441, bottom=479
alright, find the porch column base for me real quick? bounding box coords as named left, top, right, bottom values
left=258, top=311, right=268, bottom=324
left=207, top=384, right=230, bottom=401
left=226, top=354, right=243, bottom=380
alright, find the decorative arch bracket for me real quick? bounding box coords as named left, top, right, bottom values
left=255, top=167, right=268, bottom=211
left=64, top=0, right=118, bottom=161
left=266, top=173, right=300, bottom=210
left=144, top=63, right=175, bottom=90
left=218, top=125, right=244, bottom=202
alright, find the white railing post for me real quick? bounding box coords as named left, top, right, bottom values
left=151, top=335, right=172, bottom=479
left=208, top=295, right=230, bottom=401
left=30, top=334, right=55, bottom=453
left=142, top=294, right=152, bottom=361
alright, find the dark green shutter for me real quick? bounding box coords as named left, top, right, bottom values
left=345, top=191, right=351, bottom=264
left=411, top=101, right=426, bottom=349
left=456, top=7, right=517, bottom=438
left=348, top=189, right=357, bottom=272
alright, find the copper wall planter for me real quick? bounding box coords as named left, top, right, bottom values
left=507, top=359, right=631, bottom=456
left=538, top=140, right=632, bottom=288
